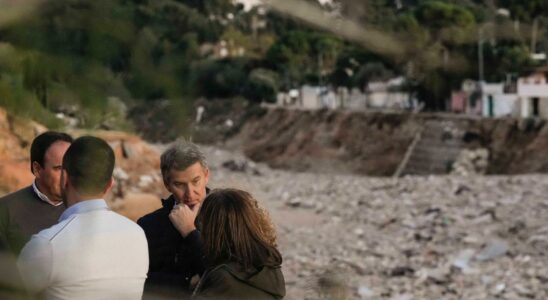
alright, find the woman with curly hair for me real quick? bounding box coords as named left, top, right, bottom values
left=192, top=188, right=285, bottom=299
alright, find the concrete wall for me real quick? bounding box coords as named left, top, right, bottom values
left=518, top=74, right=548, bottom=98
left=367, top=92, right=408, bottom=108
left=301, top=86, right=320, bottom=109
left=482, top=94, right=519, bottom=117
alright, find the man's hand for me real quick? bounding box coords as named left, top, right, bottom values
left=169, top=203, right=200, bottom=237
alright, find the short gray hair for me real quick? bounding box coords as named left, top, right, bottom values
left=161, top=139, right=208, bottom=181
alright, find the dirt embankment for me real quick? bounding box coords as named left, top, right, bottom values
left=227, top=109, right=419, bottom=176
left=0, top=108, right=47, bottom=194
left=204, top=107, right=548, bottom=176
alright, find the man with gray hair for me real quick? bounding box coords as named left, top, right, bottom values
left=138, top=139, right=209, bottom=298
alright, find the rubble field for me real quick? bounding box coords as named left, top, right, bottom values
left=200, top=146, right=548, bottom=300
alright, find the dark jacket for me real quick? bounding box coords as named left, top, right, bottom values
left=137, top=195, right=205, bottom=298
left=193, top=262, right=285, bottom=300
left=0, top=185, right=65, bottom=254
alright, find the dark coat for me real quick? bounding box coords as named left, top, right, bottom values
left=193, top=262, right=286, bottom=300
left=0, top=185, right=65, bottom=254
left=137, top=195, right=205, bottom=298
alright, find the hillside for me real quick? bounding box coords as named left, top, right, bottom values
left=1, top=0, right=547, bottom=129
left=193, top=106, right=548, bottom=176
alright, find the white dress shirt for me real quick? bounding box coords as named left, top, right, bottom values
left=32, top=180, right=63, bottom=206
left=17, top=199, right=149, bottom=300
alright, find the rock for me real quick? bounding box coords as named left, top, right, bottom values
left=389, top=266, right=415, bottom=277
left=222, top=159, right=248, bottom=172
left=286, top=197, right=301, bottom=208
left=491, top=283, right=506, bottom=295
left=353, top=228, right=365, bottom=236
left=221, top=159, right=262, bottom=175
left=452, top=248, right=475, bottom=271
left=475, top=239, right=509, bottom=261
left=481, top=275, right=495, bottom=285
left=138, top=175, right=154, bottom=188
left=514, top=284, right=535, bottom=298
left=113, top=167, right=129, bottom=181
left=527, top=232, right=548, bottom=254
left=417, top=267, right=450, bottom=284
left=357, top=285, right=374, bottom=298
left=121, top=140, right=135, bottom=158
left=390, top=294, right=413, bottom=300
left=301, top=199, right=316, bottom=209
left=451, top=148, right=489, bottom=175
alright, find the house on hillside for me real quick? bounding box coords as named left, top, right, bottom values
left=452, top=68, right=548, bottom=118
left=481, top=82, right=519, bottom=117
left=275, top=77, right=414, bottom=111
left=517, top=68, right=548, bottom=118
left=451, top=80, right=483, bottom=115
left=276, top=89, right=300, bottom=106
left=452, top=80, right=519, bottom=117
left=365, top=77, right=411, bottom=110
left=300, top=85, right=322, bottom=109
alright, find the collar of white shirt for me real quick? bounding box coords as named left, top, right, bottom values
left=32, top=180, right=63, bottom=207
left=59, top=199, right=109, bottom=222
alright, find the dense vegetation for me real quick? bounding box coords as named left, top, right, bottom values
left=0, top=0, right=546, bottom=130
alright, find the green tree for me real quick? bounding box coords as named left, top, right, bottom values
left=498, top=0, right=548, bottom=21
left=266, top=30, right=313, bottom=86
left=243, top=68, right=280, bottom=103
left=415, top=1, right=476, bottom=45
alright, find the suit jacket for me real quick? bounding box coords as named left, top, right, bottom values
left=138, top=195, right=205, bottom=298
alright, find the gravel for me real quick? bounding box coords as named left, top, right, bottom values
left=201, top=145, right=548, bottom=300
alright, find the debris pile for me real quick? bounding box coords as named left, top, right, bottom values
left=451, top=148, right=489, bottom=176
left=203, top=146, right=548, bottom=300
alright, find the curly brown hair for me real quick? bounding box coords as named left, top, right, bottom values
left=196, top=188, right=282, bottom=270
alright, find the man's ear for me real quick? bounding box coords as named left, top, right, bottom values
left=103, top=177, right=115, bottom=195
left=203, top=168, right=210, bottom=184
left=32, top=161, right=42, bottom=177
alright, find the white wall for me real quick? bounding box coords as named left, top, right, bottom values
left=518, top=83, right=548, bottom=98
left=481, top=83, right=504, bottom=94
left=367, top=92, right=408, bottom=108
left=300, top=86, right=320, bottom=109
left=482, top=94, right=519, bottom=117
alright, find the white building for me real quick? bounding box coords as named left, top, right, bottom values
left=480, top=82, right=519, bottom=117
left=453, top=69, right=548, bottom=119
left=365, top=77, right=410, bottom=109
left=517, top=68, right=548, bottom=118
left=300, top=85, right=321, bottom=109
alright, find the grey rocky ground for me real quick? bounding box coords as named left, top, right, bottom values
left=198, top=145, right=548, bottom=300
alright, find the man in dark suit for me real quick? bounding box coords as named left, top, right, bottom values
left=138, top=140, right=209, bottom=298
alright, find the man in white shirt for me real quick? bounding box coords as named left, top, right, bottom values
left=17, top=136, right=149, bottom=300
